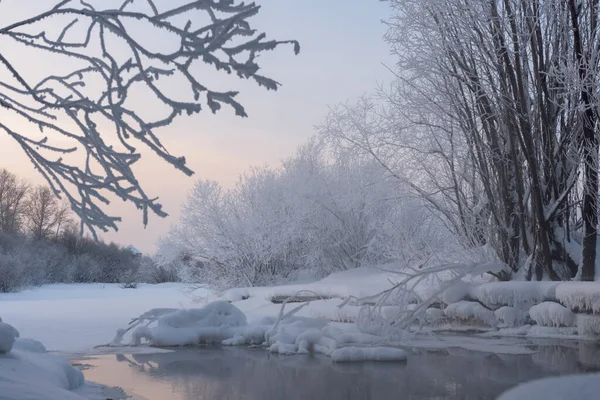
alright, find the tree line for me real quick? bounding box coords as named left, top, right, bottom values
left=0, top=168, right=178, bottom=292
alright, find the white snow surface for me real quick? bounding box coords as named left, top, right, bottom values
left=528, top=302, right=575, bottom=327
left=0, top=283, right=203, bottom=352
left=497, top=373, right=600, bottom=400
left=0, top=324, right=106, bottom=400
left=555, top=282, right=600, bottom=313
left=224, top=267, right=401, bottom=303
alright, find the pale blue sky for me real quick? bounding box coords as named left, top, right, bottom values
left=1, top=0, right=395, bottom=253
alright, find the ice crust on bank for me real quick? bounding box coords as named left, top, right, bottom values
left=528, top=302, right=574, bottom=327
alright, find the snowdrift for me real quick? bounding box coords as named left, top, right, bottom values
left=0, top=317, right=94, bottom=400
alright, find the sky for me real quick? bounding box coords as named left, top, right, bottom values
left=0, top=0, right=395, bottom=254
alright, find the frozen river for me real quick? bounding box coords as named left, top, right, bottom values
left=73, top=338, right=600, bottom=400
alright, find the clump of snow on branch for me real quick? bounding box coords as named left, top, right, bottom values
left=556, top=283, right=600, bottom=313
left=469, top=282, right=559, bottom=310
left=528, top=302, right=575, bottom=328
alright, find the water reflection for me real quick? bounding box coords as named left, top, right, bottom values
left=79, top=340, right=600, bottom=400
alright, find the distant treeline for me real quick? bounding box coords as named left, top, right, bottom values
left=0, top=169, right=179, bottom=292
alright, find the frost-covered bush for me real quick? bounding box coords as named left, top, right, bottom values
left=158, top=142, right=458, bottom=288
left=0, top=229, right=158, bottom=292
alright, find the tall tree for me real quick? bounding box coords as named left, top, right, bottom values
left=24, top=185, right=72, bottom=240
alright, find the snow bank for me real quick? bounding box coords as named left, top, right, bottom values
left=330, top=347, right=407, bottom=363
left=555, top=282, right=600, bottom=313
left=444, top=301, right=496, bottom=326
left=112, top=300, right=398, bottom=363
left=0, top=318, right=93, bottom=400
left=469, top=282, right=559, bottom=310
left=529, top=302, right=574, bottom=327
left=497, top=373, right=600, bottom=400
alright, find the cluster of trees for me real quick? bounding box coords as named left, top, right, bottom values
left=0, top=169, right=178, bottom=292
left=160, top=0, right=600, bottom=284
left=157, top=142, right=471, bottom=288
left=320, top=0, right=600, bottom=281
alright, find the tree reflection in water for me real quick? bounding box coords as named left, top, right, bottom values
left=90, top=341, right=600, bottom=400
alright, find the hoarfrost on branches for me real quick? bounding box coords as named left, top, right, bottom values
left=0, top=0, right=299, bottom=235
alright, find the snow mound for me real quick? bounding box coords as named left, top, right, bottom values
left=497, top=373, right=600, bottom=400
left=0, top=319, right=90, bottom=400
left=494, top=306, right=528, bottom=328
left=576, top=314, right=600, bottom=337
left=556, top=282, right=600, bottom=313
left=529, top=302, right=574, bottom=327
left=128, top=301, right=250, bottom=347
left=330, top=347, right=407, bottom=363
left=444, top=301, right=496, bottom=326
left=469, top=282, right=559, bottom=310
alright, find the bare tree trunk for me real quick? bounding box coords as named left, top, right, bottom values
left=569, top=0, right=599, bottom=281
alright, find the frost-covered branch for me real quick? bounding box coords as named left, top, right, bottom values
left=0, top=0, right=299, bottom=236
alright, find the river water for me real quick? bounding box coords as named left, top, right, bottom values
left=73, top=338, right=600, bottom=400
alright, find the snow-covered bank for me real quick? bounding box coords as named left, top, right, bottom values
left=0, top=283, right=203, bottom=352
left=0, top=318, right=125, bottom=400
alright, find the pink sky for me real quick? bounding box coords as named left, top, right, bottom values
left=0, top=0, right=394, bottom=253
